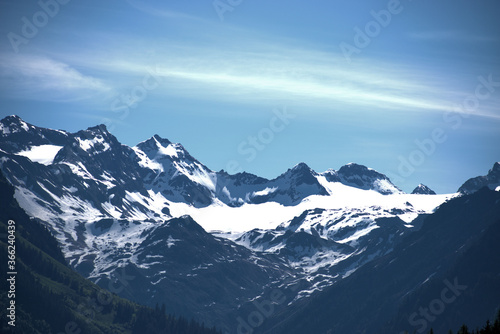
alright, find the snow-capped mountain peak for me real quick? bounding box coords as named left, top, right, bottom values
left=320, top=163, right=402, bottom=195
left=458, top=162, right=500, bottom=194
left=131, top=134, right=217, bottom=207
left=411, top=183, right=436, bottom=195
left=291, top=161, right=314, bottom=172
left=136, top=135, right=172, bottom=157
left=135, top=134, right=203, bottom=165
left=0, top=115, right=69, bottom=153
left=71, top=125, right=117, bottom=155
left=0, top=115, right=31, bottom=135
left=281, top=162, right=321, bottom=183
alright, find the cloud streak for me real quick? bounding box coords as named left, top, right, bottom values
left=2, top=35, right=499, bottom=120
left=0, top=53, right=111, bottom=102
left=86, top=42, right=499, bottom=119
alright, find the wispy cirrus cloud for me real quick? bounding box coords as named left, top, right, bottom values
left=62, top=49, right=445, bottom=112
left=2, top=33, right=499, bottom=120
left=0, top=53, right=111, bottom=102
left=76, top=41, right=498, bottom=119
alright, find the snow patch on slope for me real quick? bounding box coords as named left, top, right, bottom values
left=253, top=187, right=278, bottom=197
left=16, top=145, right=63, bottom=165
left=76, top=136, right=110, bottom=153
left=158, top=143, right=181, bottom=158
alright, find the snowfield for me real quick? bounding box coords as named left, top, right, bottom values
left=17, top=144, right=63, bottom=165
left=170, top=182, right=456, bottom=234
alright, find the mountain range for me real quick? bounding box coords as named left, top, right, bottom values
left=0, top=115, right=499, bottom=332
left=0, top=162, right=221, bottom=334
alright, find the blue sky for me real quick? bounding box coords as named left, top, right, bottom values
left=0, top=0, right=499, bottom=193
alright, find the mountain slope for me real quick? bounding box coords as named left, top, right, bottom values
left=459, top=162, right=500, bottom=194
left=89, top=215, right=295, bottom=328
left=382, top=206, right=500, bottom=333
left=257, top=187, right=500, bottom=334
left=0, top=170, right=221, bottom=334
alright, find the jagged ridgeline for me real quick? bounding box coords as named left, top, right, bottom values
left=0, top=115, right=499, bottom=332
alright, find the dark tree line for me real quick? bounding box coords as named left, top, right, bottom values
left=424, top=311, right=500, bottom=334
